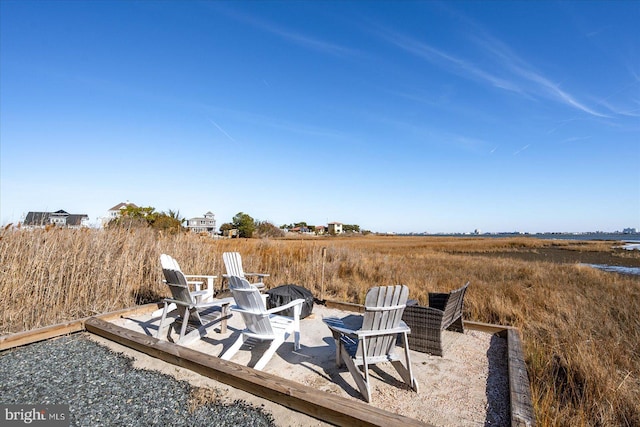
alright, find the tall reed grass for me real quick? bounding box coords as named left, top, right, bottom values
left=1, top=227, right=638, bottom=426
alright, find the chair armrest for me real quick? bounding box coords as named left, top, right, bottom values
left=162, top=298, right=194, bottom=308
left=265, top=298, right=304, bottom=315
left=322, top=317, right=359, bottom=338
left=190, top=290, right=208, bottom=297
left=185, top=274, right=217, bottom=280
left=197, top=297, right=234, bottom=308
left=164, top=279, right=203, bottom=290
left=354, top=322, right=411, bottom=338
left=229, top=306, right=269, bottom=317
left=245, top=273, right=270, bottom=279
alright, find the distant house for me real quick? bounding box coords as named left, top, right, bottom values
left=104, top=201, right=138, bottom=226
left=107, top=202, right=138, bottom=220
left=222, top=228, right=239, bottom=238
left=328, top=222, right=343, bottom=235
left=315, top=225, right=326, bottom=235
left=23, top=210, right=89, bottom=229
left=186, top=212, right=217, bottom=236
left=290, top=226, right=311, bottom=234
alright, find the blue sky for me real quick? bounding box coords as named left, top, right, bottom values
left=1, top=1, right=638, bottom=233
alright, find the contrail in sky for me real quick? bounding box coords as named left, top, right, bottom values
left=210, top=119, right=235, bottom=142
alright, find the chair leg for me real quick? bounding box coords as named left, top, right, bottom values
left=220, top=334, right=246, bottom=361
left=391, top=332, right=419, bottom=392
left=220, top=303, right=229, bottom=334
left=156, top=301, right=169, bottom=339
left=190, top=308, right=204, bottom=326
left=333, top=338, right=343, bottom=367
left=361, top=337, right=370, bottom=396
left=293, top=304, right=301, bottom=351
left=254, top=337, right=283, bottom=371
left=179, top=306, right=190, bottom=342
left=341, top=341, right=371, bottom=402
left=152, top=302, right=176, bottom=318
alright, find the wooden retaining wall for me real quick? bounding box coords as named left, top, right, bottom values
left=1, top=302, right=535, bottom=427
left=0, top=304, right=162, bottom=351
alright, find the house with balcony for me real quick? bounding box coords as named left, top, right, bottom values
left=186, top=212, right=217, bottom=236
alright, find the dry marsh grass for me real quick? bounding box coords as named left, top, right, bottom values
left=1, top=228, right=639, bottom=426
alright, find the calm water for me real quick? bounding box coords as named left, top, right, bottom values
left=581, top=264, right=640, bottom=276
left=529, top=233, right=640, bottom=243
left=505, top=233, right=640, bottom=275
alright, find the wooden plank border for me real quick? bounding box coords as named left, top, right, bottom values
left=0, top=318, right=87, bottom=351
left=95, top=303, right=163, bottom=322
left=0, top=303, right=162, bottom=351
left=507, top=329, right=536, bottom=427
left=85, top=317, right=430, bottom=427
left=324, top=299, right=366, bottom=313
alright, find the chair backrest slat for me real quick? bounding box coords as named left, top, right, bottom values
left=223, top=252, right=245, bottom=278
left=434, top=282, right=469, bottom=329
left=160, top=254, right=194, bottom=305
left=228, top=276, right=273, bottom=337
left=360, top=285, right=408, bottom=358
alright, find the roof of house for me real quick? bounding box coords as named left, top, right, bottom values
left=108, top=202, right=138, bottom=211
left=66, top=214, right=89, bottom=226
left=23, top=211, right=88, bottom=226
left=23, top=212, right=50, bottom=225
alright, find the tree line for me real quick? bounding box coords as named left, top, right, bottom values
left=279, top=221, right=361, bottom=233
left=107, top=206, right=364, bottom=238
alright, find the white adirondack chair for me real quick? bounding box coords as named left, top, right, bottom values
left=220, top=276, right=303, bottom=371
left=156, top=254, right=232, bottom=345
left=323, top=285, right=419, bottom=402
left=152, top=254, right=217, bottom=318
left=162, top=253, right=217, bottom=301
left=222, top=252, right=269, bottom=290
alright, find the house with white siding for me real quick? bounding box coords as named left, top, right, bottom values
left=187, top=212, right=217, bottom=236
left=102, top=201, right=138, bottom=227
left=328, top=222, right=343, bottom=235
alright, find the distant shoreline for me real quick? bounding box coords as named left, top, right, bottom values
left=466, top=245, right=640, bottom=271
left=402, top=232, right=640, bottom=242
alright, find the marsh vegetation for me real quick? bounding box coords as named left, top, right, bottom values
left=1, top=227, right=638, bottom=426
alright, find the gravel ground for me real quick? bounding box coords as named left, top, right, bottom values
left=0, top=334, right=275, bottom=427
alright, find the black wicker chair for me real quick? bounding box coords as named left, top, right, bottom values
left=402, top=282, right=469, bottom=356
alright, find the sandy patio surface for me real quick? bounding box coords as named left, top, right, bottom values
left=96, top=303, right=509, bottom=426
